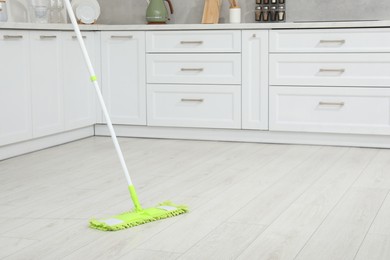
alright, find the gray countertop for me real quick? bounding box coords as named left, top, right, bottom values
left=1, top=20, right=390, bottom=31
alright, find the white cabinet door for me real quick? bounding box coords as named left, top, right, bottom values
left=0, top=31, right=32, bottom=146
left=62, top=31, right=96, bottom=130
left=101, top=31, right=146, bottom=125
left=30, top=31, right=64, bottom=137
left=242, top=30, right=269, bottom=130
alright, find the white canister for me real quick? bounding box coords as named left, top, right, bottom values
left=229, top=7, right=241, bottom=24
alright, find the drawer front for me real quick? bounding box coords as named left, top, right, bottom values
left=147, top=85, right=241, bottom=129
left=270, top=53, right=390, bottom=87
left=269, top=86, right=390, bottom=135
left=146, top=30, right=241, bottom=53
left=147, top=54, right=241, bottom=84
left=270, top=28, right=390, bottom=53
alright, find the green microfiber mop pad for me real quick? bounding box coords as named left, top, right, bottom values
left=90, top=201, right=189, bottom=231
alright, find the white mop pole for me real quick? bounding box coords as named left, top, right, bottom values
left=64, top=0, right=142, bottom=210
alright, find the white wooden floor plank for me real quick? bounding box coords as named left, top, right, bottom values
left=355, top=233, right=390, bottom=260
left=116, top=249, right=181, bottom=260
left=363, top=189, right=390, bottom=236
left=3, top=222, right=104, bottom=260
left=235, top=148, right=378, bottom=260
left=0, top=237, right=38, bottom=259
left=178, top=222, right=267, bottom=260
left=353, top=149, right=390, bottom=189
left=229, top=146, right=347, bottom=226
left=3, top=219, right=83, bottom=241
left=295, top=187, right=389, bottom=260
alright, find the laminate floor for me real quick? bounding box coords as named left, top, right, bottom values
left=1, top=137, right=390, bottom=260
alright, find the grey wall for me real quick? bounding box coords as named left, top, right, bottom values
left=96, top=0, right=390, bottom=25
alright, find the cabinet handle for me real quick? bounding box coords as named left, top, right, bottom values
left=72, top=36, right=87, bottom=39
left=3, top=35, right=23, bottom=39
left=111, top=35, right=133, bottom=39
left=181, top=98, right=204, bottom=102
left=319, top=39, right=346, bottom=45
left=40, top=35, right=57, bottom=39
left=318, top=101, right=345, bottom=107
left=181, top=68, right=204, bottom=72
left=318, top=68, right=345, bottom=74
left=180, top=41, right=203, bottom=44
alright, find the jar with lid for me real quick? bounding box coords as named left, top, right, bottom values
left=270, top=5, right=277, bottom=21
left=262, top=6, right=269, bottom=22
left=0, top=0, right=8, bottom=22
left=255, top=6, right=262, bottom=21
left=278, top=5, right=286, bottom=21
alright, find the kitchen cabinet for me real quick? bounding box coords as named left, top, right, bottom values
left=145, top=30, right=242, bottom=129
left=0, top=31, right=32, bottom=146
left=241, top=30, right=269, bottom=130
left=30, top=31, right=64, bottom=138
left=269, top=28, right=390, bottom=135
left=62, top=31, right=96, bottom=130
left=101, top=31, right=146, bottom=125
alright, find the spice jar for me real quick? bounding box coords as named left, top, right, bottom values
left=255, top=6, right=262, bottom=21
left=278, top=5, right=285, bottom=21
left=270, top=5, right=277, bottom=21
left=262, top=6, right=269, bottom=21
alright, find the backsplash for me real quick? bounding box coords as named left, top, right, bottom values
left=6, top=0, right=390, bottom=24
left=96, top=0, right=390, bottom=24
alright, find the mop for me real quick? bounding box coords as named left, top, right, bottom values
left=63, top=0, right=188, bottom=231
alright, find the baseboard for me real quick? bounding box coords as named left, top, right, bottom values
left=2, top=124, right=388, bottom=161
left=0, top=126, right=94, bottom=161
left=95, top=124, right=390, bottom=149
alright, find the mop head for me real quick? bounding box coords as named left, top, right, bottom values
left=89, top=201, right=188, bottom=231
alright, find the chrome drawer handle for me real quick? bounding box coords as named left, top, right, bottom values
left=318, top=68, right=345, bottom=74
left=111, top=35, right=133, bottom=39
left=319, top=39, right=346, bottom=45
left=180, top=41, right=203, bottom=44
left=72, top=36, right=87, bottom=39
left=319, top=101, right=345, bottom=106
left=181, top=68, right=204, bottom=72
left=3, top=35, right=23, bottom=39
left=40, top=35, right=57, bottom=39
left=181, top=98, right=204, bottom=102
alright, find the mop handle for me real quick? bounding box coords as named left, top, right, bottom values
left=64, top=0, right=142, bottom=210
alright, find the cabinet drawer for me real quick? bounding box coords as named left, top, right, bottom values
left=270, top=53, right=390, bottom=87
left=270, top=29, right=390, bottom=53
left=146, top=30, right=241, bottom=53
left=269, top=86, right=390, bottom=135
left=147, top=84, right=241, bottom=129
left=147, top=54, right=241, bottom=84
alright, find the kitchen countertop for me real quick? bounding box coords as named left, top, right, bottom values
left=1, top=20, right=390, bottom=31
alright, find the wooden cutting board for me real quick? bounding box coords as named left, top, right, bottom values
left=201, top=0, right=222, bottom=24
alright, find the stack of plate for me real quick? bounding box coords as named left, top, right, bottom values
left=71, top=0, right=100, bottom=24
